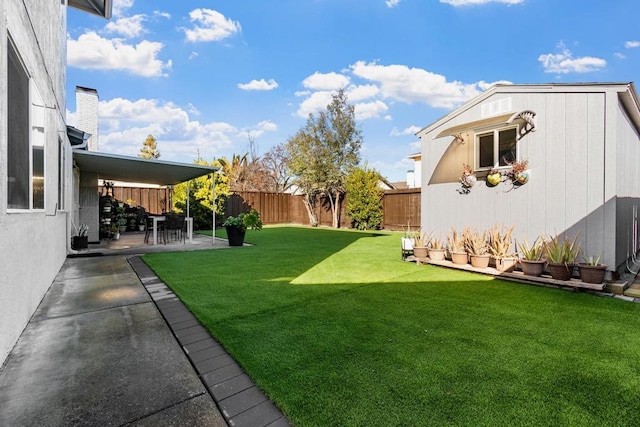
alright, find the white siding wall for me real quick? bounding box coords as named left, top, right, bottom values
left=422, top=90, right=612, bottom=267
left=614, top=102, right=640, bottom=270
left=0, top=0, right=70, bottom=365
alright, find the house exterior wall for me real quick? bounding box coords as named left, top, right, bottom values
left=0, top=0, right=71, bottom=365
left=419, top=85, right=631, bottom=271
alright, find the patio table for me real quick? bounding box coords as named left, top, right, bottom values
left=151, top=216, right=193, bottom=245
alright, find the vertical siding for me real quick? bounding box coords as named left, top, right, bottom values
left=422, top=90, right=612, bottom=263
left=614, top=101, right=640, bottom=270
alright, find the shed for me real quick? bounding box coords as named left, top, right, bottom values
left=416, top=83, right=640, bottom=275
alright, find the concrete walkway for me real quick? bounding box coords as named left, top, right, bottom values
left=0, top=253, right=288, bottom=426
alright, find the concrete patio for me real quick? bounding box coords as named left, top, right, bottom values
left=0, top=232, right=289, bottom=426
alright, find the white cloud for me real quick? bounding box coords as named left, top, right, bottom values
left=112, top=0, right=135, bottom=18
left=302, top=71, right=350, bottom=90
left=350, top=61, right=491, bottom=108
left=391, top=126, right=422, bottom=136
left=440, top=0, right=524, bottom=5
left=354, top=100, right=389, bottom=120
left=95, top=97, right=245, bottom=160
left=154, top=11, right=171, bottom=19
left=386, top=0, right=401, bottom=8
left=67, top=31, right=171, bottom=77
left=105, top=14, right=146, bottom=38
left=188, top=51, right=199, bottom=60
left=296, top=91, right=334, bottom=117
left=347, top=84, right=380, bottom=102
left=625, top=40, right=640, bottom=49
left=182, top=9, right=241, bottom=42
left=538, top=43, right=606, bottom=74
left=615, top=52, right=626, bottom=59
left=238, top=78, right=279, bottom=91
left=256, top=120, right=278, bottom=132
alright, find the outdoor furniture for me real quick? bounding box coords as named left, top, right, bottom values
left=164, top=214, right=186, bottom=243
left=401, top=237, right=414, bottom=261
left=144, top=215, right=165, bottom=244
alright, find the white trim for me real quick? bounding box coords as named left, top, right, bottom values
left=474, top=124, right=519, bottom=171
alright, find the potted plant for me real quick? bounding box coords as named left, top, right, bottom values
left=486, top=168, right=502, bottom=187
left=111, top=223, right=120, bottom=240
left=222, top=209, right=263, bottom=246
left=401, top=226, right=416, bottom=260
left=488, top=225, right=517, bottom=272
left=412, top=230, right=430, bottom=259
left=465, top=228, right=490, bottom=268
left=544, top=233, right=580, bottom=280
left=577, top=255, right=607, bottom=284
left=117, top=217, right=127, bottom=233
left=460, top=163, right=477, bottom=188
left=508, top=159, right=530, bottom=185
left=448, top=228, right=468, bottom=265
left=71, top=224, right=89, bottom=250
left=517, top=236, right=546, bottom=276
left=428, top=233, right=446, bottom=261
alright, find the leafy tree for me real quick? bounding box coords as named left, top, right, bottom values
left=173, top=158, right=231, bottom=229
left=138, top=134, right=160, bottom=159
left=286, top=88, right=362, bottom=227
left=345, top=166, right=384, bottom=230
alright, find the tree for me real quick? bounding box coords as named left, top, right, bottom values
left=286, top=88, right=362, bottom=227
left=345, top=166, right=384, bottom=230
left=138, top=134, right=160, bottom=159
left=173, top=158, right=231, bottom=229
left=262, top=143, right=293, bottom=193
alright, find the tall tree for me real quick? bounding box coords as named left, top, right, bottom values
left=261, top=143, right=293, bottom=193
left=138, top=134, right=160, bottom=159
left=286, top=88, right=362, bottom=227
left=345, top=165, right=384, bottom=230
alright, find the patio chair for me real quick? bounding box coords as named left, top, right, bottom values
left=144, top=215, right=165, bottom=244
left=164, top=214, right=185, bottom=243
left=401, top=237, right=414, bottom=261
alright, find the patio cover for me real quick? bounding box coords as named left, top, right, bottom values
left=73, top=150, right=217, bottom=186
left=68, top=0, right=112, bottom=19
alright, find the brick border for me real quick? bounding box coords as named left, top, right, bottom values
left=128, top=256, right=289, bottom=427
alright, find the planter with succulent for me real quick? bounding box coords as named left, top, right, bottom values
left=508, top=159, right=530, bottom=185
left=428, top=233, right=446, bottom=261
left=222, top=209, right=263, bottom=246
left=447, top=228, right=468, bottom=264
left=71, top=223, right=89, bottom=250
left=465, top=228, right=491, bottom=268
left=117, top=217, right=127, bottom=233
left=544, top=233, right=580, bottom=280
left=517, top=236, right=546, bottom=276
left=111, top=223, right=120, bottom=240
left=577, top=255, right=607, bottom=284
left=486, top=168, right=502, bottom=187
left=412, top=230, right=430, bottom=259
left=488, top=225, right=517, bottom=272
left=460, top=163, right=477, bottom=188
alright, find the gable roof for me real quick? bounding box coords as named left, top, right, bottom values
left=416, top=82, right=640, bottom=139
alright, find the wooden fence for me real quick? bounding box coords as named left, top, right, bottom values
left=103, top=185, right=422, bottom=230
left=226, top=189, right=420, bottom=230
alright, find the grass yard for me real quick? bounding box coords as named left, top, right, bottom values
left=143, top=226, right=640, bottom=426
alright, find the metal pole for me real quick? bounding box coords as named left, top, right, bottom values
left=212, top=171, right=216, bottom=245
left=187, top=182, right=190, bottom=218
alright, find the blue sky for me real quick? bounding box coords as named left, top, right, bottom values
left=67, top=0, right=640, bottom=182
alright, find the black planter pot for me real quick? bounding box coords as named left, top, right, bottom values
left=225, top=225, right=246, bottom=246
left=71, top=236, right=88, bottom=250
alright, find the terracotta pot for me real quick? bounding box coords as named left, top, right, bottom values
left=519, top=259, right=545, bottom=276
left=413, top=246, right=428, bottom=259
left=577, top=264, right=607, bottom=284
left=450, top=251, right=468, bottom=265
left=429, top=248, right=446, bottom=261
left=495, top=257, right=517, bottom=272
left=547, top=262, right=573, bottom=281
left=470, top=254, right=490, bottom=268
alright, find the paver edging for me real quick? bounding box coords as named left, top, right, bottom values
left=127, top=256, right=290, bottom=427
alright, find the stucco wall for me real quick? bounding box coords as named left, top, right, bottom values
left=0, top=0, right=70, bottom=365
left=421, top=88, right=617, bottom=269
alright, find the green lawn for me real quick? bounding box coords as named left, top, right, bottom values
left=143, top=226, right=640, bottom=426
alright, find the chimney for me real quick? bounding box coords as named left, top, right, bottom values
left=75, top=86, right=99, bottom=151
left=406, top=170, right=415, bottom=188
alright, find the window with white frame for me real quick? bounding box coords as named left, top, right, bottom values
left=7, top=37, right=46, bottom=210
left=475, top=126, right=518, bottom=171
